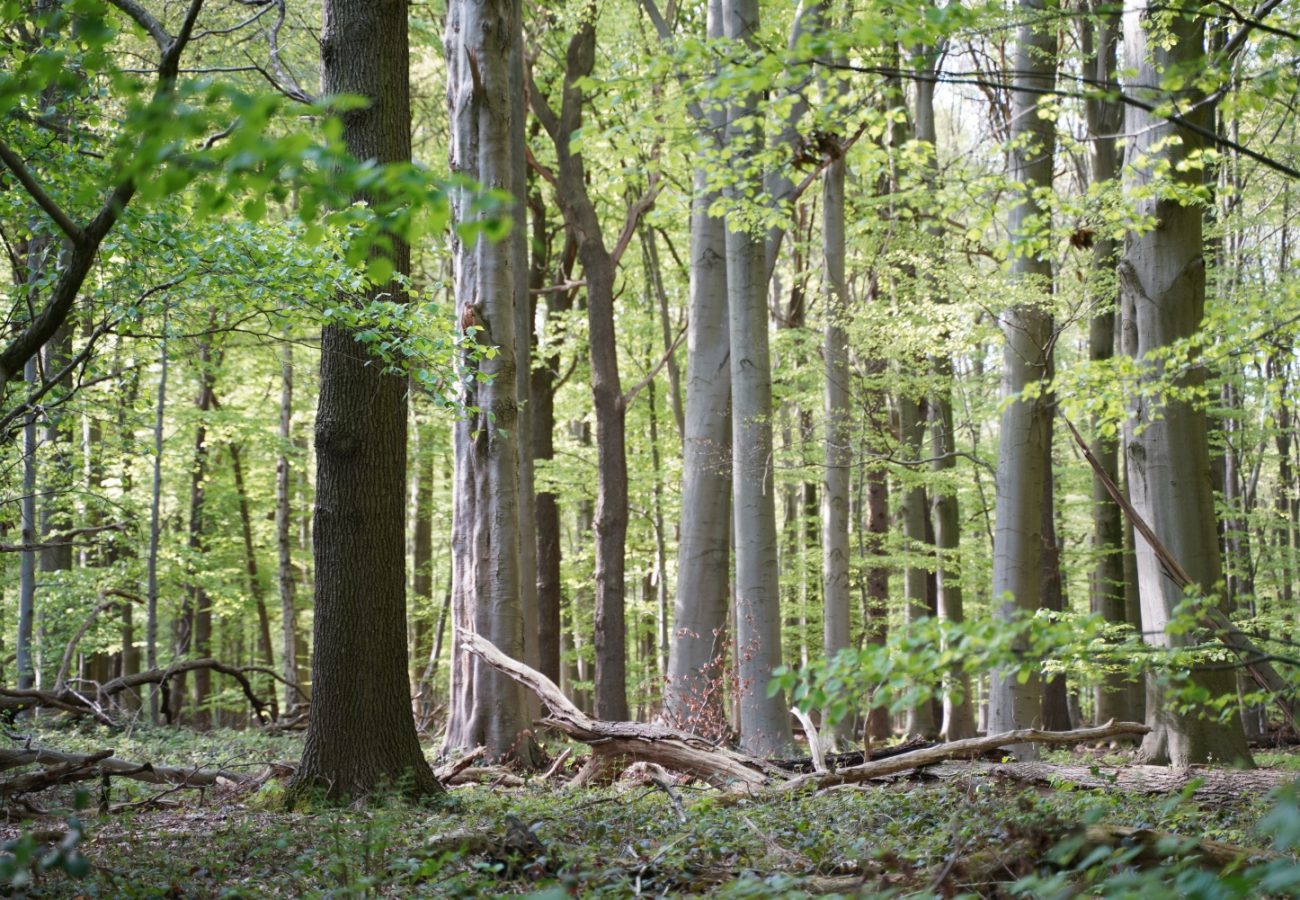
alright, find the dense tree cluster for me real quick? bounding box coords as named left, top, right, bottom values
left=2, top=0, right=1299, bottom=801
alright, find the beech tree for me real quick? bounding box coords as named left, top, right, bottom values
left=1120, top=0, right=1252, bottom=767
left=441, top=0, right=533, bottom=760
left=987, top=0, right=1058, bottom=749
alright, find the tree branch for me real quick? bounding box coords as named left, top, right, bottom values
left=0, top=139, right=86, bottom=244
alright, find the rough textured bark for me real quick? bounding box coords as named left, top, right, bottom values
left=441, top=0, right=532, bottom=762
left=1121, top=1, right=1251, bottom=767
left=1083, top=3, right=1140, bottom=727
left=530, top=17, right=631, bottom=722
left=724, top=0, right=791, bottom=756
left=665, top=0, right=732, bottom=736
left=289, top=0, right=439, bottom=800
left=987, top=0, right=1058, bottom=752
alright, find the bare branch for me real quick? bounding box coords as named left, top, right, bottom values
left=103, top=0, right=171, bottom=49
left=622, top=323, right=686, bottom=408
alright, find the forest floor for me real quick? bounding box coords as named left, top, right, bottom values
left=1, top=721, right=1297, bottom=898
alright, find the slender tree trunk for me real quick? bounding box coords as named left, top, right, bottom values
left=1083, top=2, right=1139, bottom=726
left=1121, top=1, right=1251, bottom=767
left=900, top=393, right=938, bottom=739
left=230, top=441, right=278, bottom=718
left=531, top=16, right=630, bottom=722
left=987, top=0, right=1058, bottom=753
left=276, top=340, right=300, bottom=711
left=410, top=435, right=435, bottom=716
left=290, top=0, right=440, bottom=800
left=821, top=142, right=853, bottom=746
left=665, top=0, right=732, bottom=737
left=178, top=343, right=214, bottom=728
left=18, top=355, right=38, bottom=691
left=1039, top=366, right=1072, bottom=731
left=145, top=315, right=169, bottom=724
left=723, top=0, right=791, bottom=756
left=442, top=0, right=532, bottom=762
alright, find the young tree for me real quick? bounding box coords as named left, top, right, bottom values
left=290, top=0, right=440, bottom=800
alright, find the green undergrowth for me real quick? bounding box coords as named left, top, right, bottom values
left=1, top=724, right=1297, bottom=897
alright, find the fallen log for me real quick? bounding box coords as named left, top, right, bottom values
left=461, top=630, right=1150, bottom=794
left=462, top=631, right=784, bottom=790
left=0, top=658, right=273, bottom=725
left=924, top=760, right=1294, bottom=804
left=0, top=747, right=255, bottom=788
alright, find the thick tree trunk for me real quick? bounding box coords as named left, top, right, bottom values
left=724, top=0, right=791, bottom=756
left=1121, top=1, right=1251, bottom=767
left=665, top=0, right=732, bottom=738
left=290, top=0, right=439, bottom=800
left=987, top=0, right=1057, bottom=753
left=441, top=0, right=532, bottom=763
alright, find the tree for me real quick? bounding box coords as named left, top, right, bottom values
left=723, top=0, right=792, bottom=756
left=441, top=0, right=533, bottom=761
left=289, top=0, right=440, bottom=801
left=987, top=0, right=1058, bottom=750
left=1120, top=0, right=1252, bottom=767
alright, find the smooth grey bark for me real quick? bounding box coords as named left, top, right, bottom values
left=1083, top=3, right=1140, bottom=726
left=510, top=19, right=540, bottom=712
left=724, top=0, right=792, bottom=756
left=665, top=0, right=733, bottom=736
left=987, top=0, right=1058, bottom=752
left=442, top=0, right=532, bottom=761
left=291, top=0, right=440, bottom=800
left=1120, top=1, right=1251, bottom=767
left=642, top=228, right=685, bottom=442
left=176, top=346, right=214, bottom=727
left=821, top=148, right=852, bottom=745
left=918, top=51, right=974, bottom=736
left=276, top=340, right=300, bottom=710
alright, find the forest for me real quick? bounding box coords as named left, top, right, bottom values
left=2, top=0, right=1300, bottom=895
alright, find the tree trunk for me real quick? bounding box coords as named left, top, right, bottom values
left=1121, top=1, right=1251, bottom=767
left=665, top=0, right=732, bottom=737
left=276, top=340, right=300, bottom=711
left=821, top=143, right=852, bottom=746
left=531, top=17, right=630, bottom=723
left=900, top=394, right=938, bottom=739
left=230, top=441, right=278, bottom=719
left=724, top=0, right=791, bottom=756
left=18, top=354, right=38, bottom=690
left=175, top=344, right=214, bottom=728
left=1083, top=3, right=1140, bottom=727
left=987, top=0, right=1057, bottom=753
left=290, top=0, right=439, bottom=801
left=145, top=313, right=169, bottom=723
left=441, top=0, right=532, bottom=763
